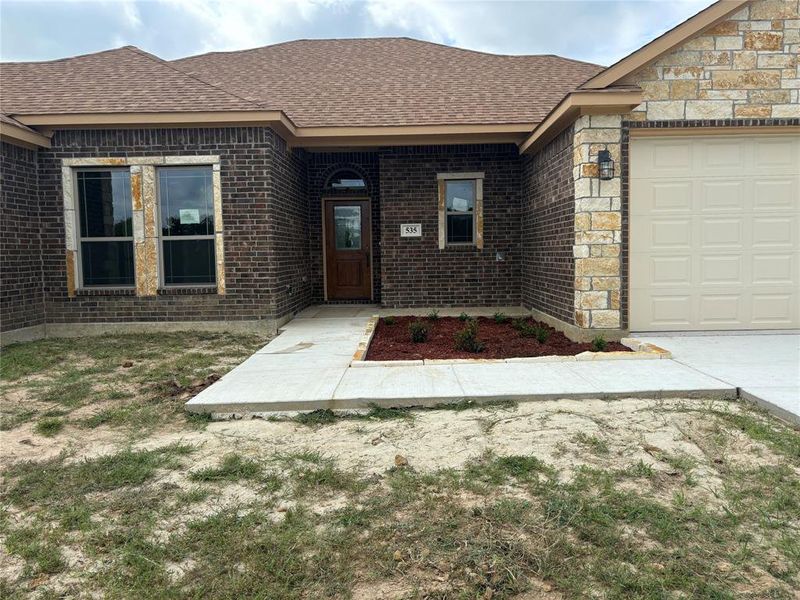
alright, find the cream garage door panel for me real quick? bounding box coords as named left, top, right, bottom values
left=630, top=135, right=800, bottom=331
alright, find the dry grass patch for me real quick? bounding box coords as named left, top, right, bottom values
left=1, top=334, right=799, bottom=598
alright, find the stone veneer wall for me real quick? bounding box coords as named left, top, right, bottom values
left=571, top=115, right=624, bottom=330
left=570, top=0, right=800, bottom=332
left=379, top=144, right=520, bottom=308
left=38, top=127, right=303, bottom=328
left=520, top=126, right=576, bottom=324
left=0, top=141, right=45, bottom=334
left=306, top=151, right=381, bottom=303
left=622, top=0, right=800, bottom=121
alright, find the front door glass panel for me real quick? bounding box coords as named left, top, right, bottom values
left=334, top=206, right=362, bottom=250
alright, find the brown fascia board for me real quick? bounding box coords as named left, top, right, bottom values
left=14, top=112, right=537, bottom=147
left=14, top=110, right=298, bottom=141
left=0, top=120, right=51, bottom=149
left=518, top=88, right=643, bottom=155
left=580, top=0, right=750, bottom=90
left=293, top=122, right=537, bottom=148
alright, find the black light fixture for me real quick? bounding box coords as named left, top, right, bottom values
left=597, top=150, right=614, bottom=180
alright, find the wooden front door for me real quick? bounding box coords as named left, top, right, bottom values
left=325, top=199, right=371, bottom=300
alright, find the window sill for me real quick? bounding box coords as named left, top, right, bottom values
left=157, top=286, right=219, bottom=296
left=442, top=244, right=479, bottom=251
left=75, top=288, right=136, bottom=297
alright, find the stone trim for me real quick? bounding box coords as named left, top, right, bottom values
left=436, top=171, right=485, bottom=250
left=61, top=155, right=225, bottom=297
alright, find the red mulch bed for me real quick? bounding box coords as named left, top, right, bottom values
left=365, top=316, right=631, bottom=361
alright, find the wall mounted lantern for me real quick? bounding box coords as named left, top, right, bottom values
left=597, top=150, right=614, bottom=180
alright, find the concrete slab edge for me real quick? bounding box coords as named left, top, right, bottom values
left=187, top=387, right=737, bottom=416
left=739, top=389, right=800, bottom=426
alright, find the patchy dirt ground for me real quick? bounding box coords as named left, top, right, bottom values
left=1, top=334, right=799, bottom=599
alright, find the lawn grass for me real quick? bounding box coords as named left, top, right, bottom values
left=1, top=333, right=798, bottom=598
left=0, top=331, right=266, bottom=435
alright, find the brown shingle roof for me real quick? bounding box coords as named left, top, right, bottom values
left=172, top=38, right=603, bottom=127
left=0, top=46, right=263, bottom=115
left=0, top=39, right=603, bottom=128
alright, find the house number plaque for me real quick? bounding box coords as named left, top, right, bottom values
left=400, top=224, right=422, bottom=237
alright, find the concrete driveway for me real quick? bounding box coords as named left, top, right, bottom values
left=640, top=333, right=800, bottom=423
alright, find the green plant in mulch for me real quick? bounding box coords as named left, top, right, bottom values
left=454, top=319, right=485, bottom=353
left=382, top=316, right=396, bottom=326
left=591, top=335, right=608, bottom=352
left=458, top=312, right=471, bottom=322
left=493, top=312, right=509, bottom=324
left=533, top=324, right=550, bottom=344
left=409, top=320, right=428, bottom=343
left=426, top=309, right=440, bottom=321
left=512, top=318, right=550, bottom=343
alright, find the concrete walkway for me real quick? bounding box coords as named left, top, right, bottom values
left=186, top=305, right=736, bottom=415
left=640, top=333, right=800, bottom=423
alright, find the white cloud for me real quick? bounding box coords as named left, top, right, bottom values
left=2, top=0, right=717, bottom=64
left=157, top=0, right=339, bottom=53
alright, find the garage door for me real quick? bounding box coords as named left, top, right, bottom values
left=630, top=134, right=800, bottom=331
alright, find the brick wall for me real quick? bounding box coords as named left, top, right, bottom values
left=1, top=141, right=44, bottom=333
left=267, top=137, right=313, bottom=319
left=379, top=144, right=520, bottom=307
left=38, top=127, right=300, bottom=326
left=306, top=152, right=381, bottom=303
left=520, top=127, right=575, bottom=324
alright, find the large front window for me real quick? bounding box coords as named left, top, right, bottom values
left=158, top=166, right=216, bottom=286
left=76, top=169, right=135, bottom=287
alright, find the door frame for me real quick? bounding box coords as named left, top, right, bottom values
left=322, top=196, right=373, bottom=301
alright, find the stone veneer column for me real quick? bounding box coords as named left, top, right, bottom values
left=572, top=115, right=623, bottom=330
left=134, top=165, right=159, bottom=296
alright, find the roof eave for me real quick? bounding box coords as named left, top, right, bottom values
left=12, top=113, right=538, bottom=148
left=0, top=121, right=51, bottom=149
left=13, top=110, right=298, bottom=140
left=518, top=88, right=643, bottom=155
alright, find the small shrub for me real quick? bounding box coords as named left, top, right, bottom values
left=382, top=316, right=396, bottom=326
left=35, top=417, right=64, bottom=437
left=534, top=325, right=550, bottom=344
left=427, top=309, right=440, bottom=321
left=458, top=312, right=471, bottom=322
left=454, top=319, right=485, bottom=353
left=493, top=312, right=509, bottom=324
left=513, top=318, right=535, bottom=338
left=591, top=335, right=608, bottom=352
left=409, top=320, right=428, bottom=343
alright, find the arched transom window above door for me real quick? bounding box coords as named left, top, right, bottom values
left=324, top=169, right=367, bottom=193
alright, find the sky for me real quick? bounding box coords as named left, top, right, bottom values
left=1, top=0, right=715, bottom=66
